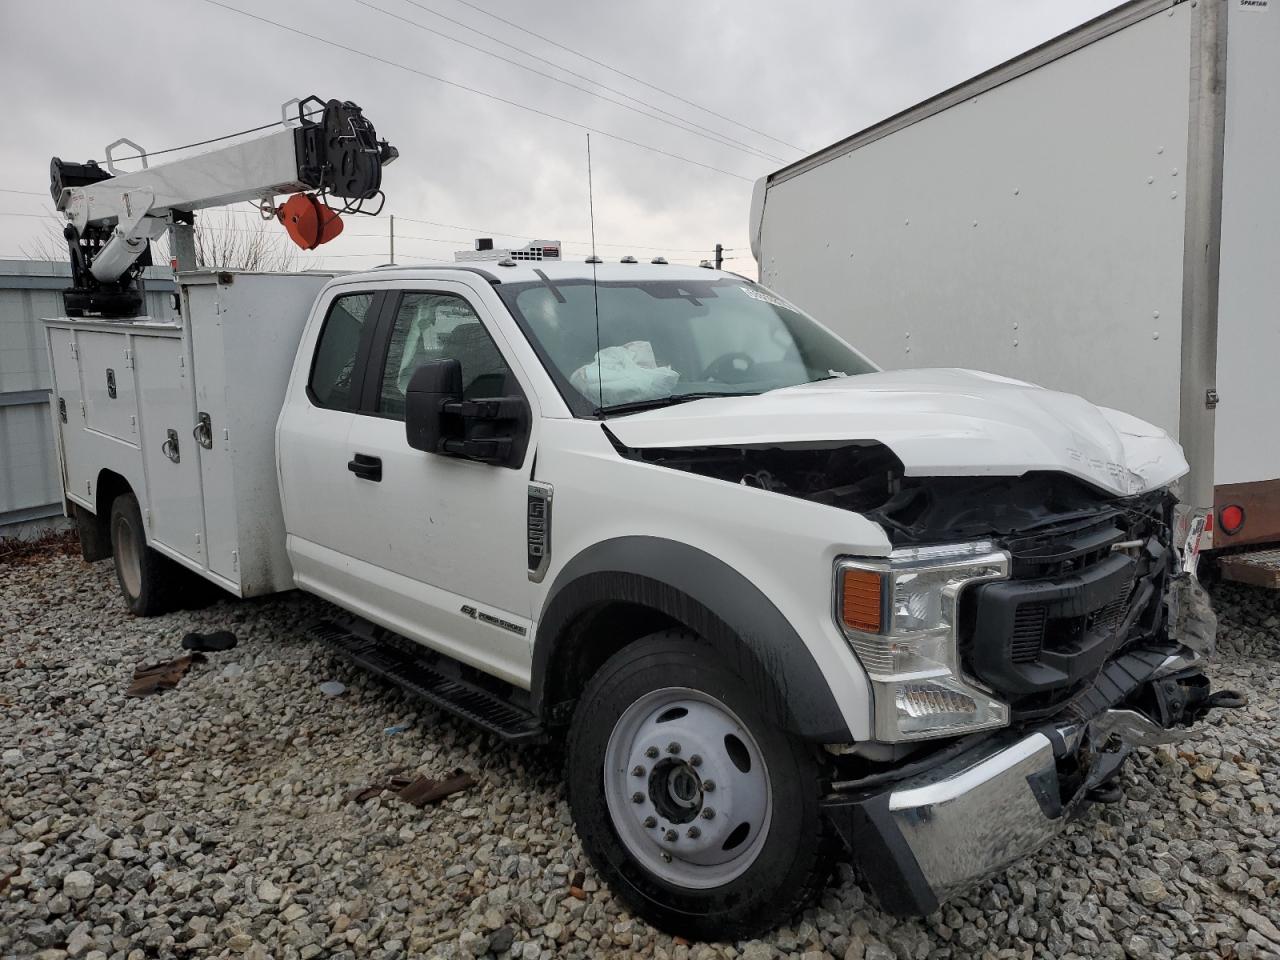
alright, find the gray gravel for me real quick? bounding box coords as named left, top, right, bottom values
left=2, top=553, right=1279, bottom=960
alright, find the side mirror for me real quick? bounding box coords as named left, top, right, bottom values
left=404, top=359, right=531, bottom=467
left=405, top=359, right=462, bottom=453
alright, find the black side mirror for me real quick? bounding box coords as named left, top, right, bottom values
left=405, top=359, right=531, bottom=467
left=405, top=359, right=462, bottom=453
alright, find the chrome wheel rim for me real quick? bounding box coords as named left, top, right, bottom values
left=603, top=687, right=772, bottom=889
left=113, top=513, right=142, bottom=600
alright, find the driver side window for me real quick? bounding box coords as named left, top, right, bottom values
left=378, top=292, right=514, bottom=420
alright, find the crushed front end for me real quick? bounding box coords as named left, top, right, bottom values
left=821, top=474, right=1245, bottom=916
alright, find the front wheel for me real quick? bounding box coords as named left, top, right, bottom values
left=566, top=632, right=833, bottom=940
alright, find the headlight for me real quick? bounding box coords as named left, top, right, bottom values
left=835, top=541, right=1011, bottom=741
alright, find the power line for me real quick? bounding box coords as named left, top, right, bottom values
left=87, top=120, right=290, bottom=166
left=445, top=0, right=804, bottom=153
left=380, top=0, right=784, bottom=163
left=348, top=0, right=782, bottom=165
left=0, top=189, right=47, bottom=197
left=195, top=0, right=754, bottom=182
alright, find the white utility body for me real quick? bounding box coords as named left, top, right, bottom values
left=45, top=273, right=327, bottom=596
left=750, top=0, right=1279, bottom=569
left=42, top=99, right=1242, bottom=939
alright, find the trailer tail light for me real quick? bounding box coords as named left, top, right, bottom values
left=1219, top=504, right=1246, bottom=536
left=841, top=568, right=883, bottom=633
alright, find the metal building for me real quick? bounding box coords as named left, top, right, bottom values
left=0, top=260, right=174, bottom=536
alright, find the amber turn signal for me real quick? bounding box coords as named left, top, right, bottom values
left=841, top=568, right=883, bottom=633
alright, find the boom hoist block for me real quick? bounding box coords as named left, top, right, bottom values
left=49, top=96, right=397, bottom=317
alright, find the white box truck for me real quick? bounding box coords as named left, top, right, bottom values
left=41, top=95, right=1240, bottom=938
left=749, top=0, right=1279, bottom=585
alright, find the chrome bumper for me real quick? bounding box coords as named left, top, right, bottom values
left=823, top=705, right=1199, bottom=915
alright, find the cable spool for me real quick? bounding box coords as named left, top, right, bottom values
left=276, top=193, right=344, bottom=249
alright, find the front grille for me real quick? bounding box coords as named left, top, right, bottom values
left=1087, top=578, right=1133, bottom=635
left=1010, top=605, right=1047, bottom=663
left=963, top=499, right=1170, bottom=712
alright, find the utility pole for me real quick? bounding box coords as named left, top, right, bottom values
left=389, top=214, right=396, bottom=265
left=714, top=243, right=723, bottom=270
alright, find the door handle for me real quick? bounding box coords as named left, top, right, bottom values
left=347, top=453, right=382, bottom=482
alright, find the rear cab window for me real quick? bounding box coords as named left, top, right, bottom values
left=308, top=292, right=379, bottom=410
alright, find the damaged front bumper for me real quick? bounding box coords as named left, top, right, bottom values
left=822, top=644, right=1243, bottom=916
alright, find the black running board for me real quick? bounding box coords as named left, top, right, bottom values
left=308, top=616, right=544, bottom=743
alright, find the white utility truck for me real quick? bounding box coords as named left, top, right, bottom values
left=749, top=0, right=1279, bottom=588
left=43, top=97, right=1240, bottom=938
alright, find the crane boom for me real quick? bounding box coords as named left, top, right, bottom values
left=49, top=97, right=397, bottom=317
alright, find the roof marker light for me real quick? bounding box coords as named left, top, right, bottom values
left=585, top=255, right=603, bottom=264
left=651, top=256, right=668, bottom=265
left=620, top=256, right=637, bottom=263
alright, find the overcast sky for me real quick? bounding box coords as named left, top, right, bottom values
left=0, top=0, right=1116, bottom=272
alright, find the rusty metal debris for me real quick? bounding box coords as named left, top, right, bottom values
left=126, top=653, right=205, bottom=697
left=397, top=770, right=476, bottom=807
left=345, top=767, right=475, bottom=807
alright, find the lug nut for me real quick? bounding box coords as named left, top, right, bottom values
left=645, top=746, right=659, bottom=759
left=664, top=829, right=678, bottom=842
left=702, top=780, right=715, bottom=792
left=643, top=816, right=657, bottom=828
left=701, top=807, right=715, bottom=820
left=689, top=754, right=702, bottom=767
left=667, top=742, right=681, bottom=755
left=632, top=765, right=646, bottom=777
left=686, top=826, right=701, bottom=839
left=631, top=792, right=644, bottom=804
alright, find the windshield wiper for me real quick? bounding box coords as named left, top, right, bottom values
left=596, top=392, right=756, bottom=417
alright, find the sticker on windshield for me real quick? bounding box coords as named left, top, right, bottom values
left=739, top=286, right=791, bottom=309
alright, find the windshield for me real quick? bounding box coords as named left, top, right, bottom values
left=498, top=276, right=877, bottom=416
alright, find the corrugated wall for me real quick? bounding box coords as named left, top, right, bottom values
left=0, top=260, right=174, bottom=530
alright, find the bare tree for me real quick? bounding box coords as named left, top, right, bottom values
left=190, top=210, right=301, bottom=271
left=19, top=208, right=303, bottom=271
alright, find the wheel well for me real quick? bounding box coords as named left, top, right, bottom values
left=95, top=469, right=132, bottom=519
left=541, top=601, right=683, bottom=726
left=76, top=470, right=133, bottom=562
left=532, top=539, right=854, bottom=741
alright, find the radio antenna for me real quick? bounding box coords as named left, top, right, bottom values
left=587, top=134, right=603, bottom=413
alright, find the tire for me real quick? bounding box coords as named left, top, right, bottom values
left=109, top=493, right=181, bottom=616
left=566, top=631, right=833, bottom=940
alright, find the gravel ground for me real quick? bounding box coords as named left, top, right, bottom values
left=2, top=552, right=1279, bottom=960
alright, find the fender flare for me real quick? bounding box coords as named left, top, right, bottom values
left=531, top=536, right=852, bottom=741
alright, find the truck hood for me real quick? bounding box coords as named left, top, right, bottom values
left=605, top=368, right=1188, bottom=497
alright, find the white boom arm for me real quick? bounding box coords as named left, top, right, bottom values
left=61, top=127, right=309, bottom=282
left=49, top=97, right=396, bottom=316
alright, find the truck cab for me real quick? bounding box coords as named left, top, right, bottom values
left=264, top=259, right=1230, bottom=935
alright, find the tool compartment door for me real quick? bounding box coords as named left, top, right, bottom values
left=132, top=333, right=205, bottom=564
left=78, top=330, right=139, bottom=444
left=46, top=326, right=92, bottom=504
left=183, top=280, right=240, bottom=585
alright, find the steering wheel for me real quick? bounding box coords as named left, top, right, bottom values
left=701, top=351, right=757, bottom=384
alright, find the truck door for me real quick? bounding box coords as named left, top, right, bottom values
left=319, top=284, right=536, bottom=686
left=278, top=289, right=384, bottom=598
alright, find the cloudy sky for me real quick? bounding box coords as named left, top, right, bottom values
left=0, top=0, right=1115, bottom=272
